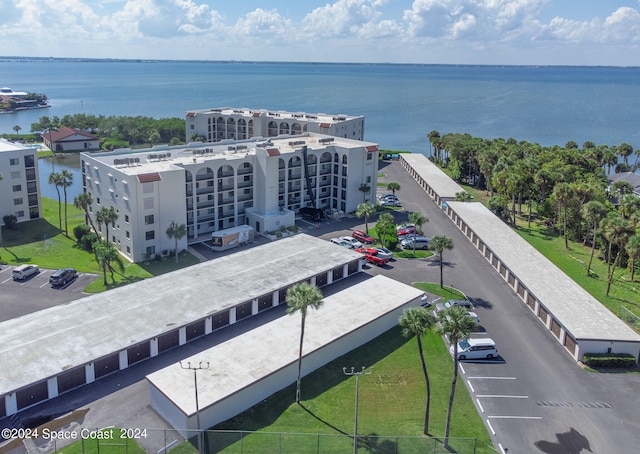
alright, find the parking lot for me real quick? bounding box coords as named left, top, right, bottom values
left=0, top=265, right=98, bottom=321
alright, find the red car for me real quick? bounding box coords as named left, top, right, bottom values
left=397, top=226, right=416, bottom=237
left=352, top=230, right=374, bottom=244
left=355, top=247, right=390, bottom=266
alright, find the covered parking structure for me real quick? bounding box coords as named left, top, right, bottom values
left=0, top=234, right=363, bottom=418
left=445, top=201, right=640, bottom=362
left=399, top=153, right=465, bottom=205
left=146, top=275, right=425, bottom=436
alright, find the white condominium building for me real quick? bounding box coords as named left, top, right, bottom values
left=0, top=139, right=40, bottom=224
left=186, top=107, right=365, bottom=143
left=81, top=133, right=378, bottom=262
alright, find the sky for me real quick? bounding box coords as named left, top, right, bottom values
left=1, top=0, right=639, bottom=66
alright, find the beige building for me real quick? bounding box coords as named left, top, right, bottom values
left=186, top=107, right=365, bottom=143
left=81, top=133, right=378, bottom=262
left=0, top=139, right=40, bottom=225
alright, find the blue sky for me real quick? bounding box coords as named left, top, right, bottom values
left=1, top=0, right=639, bottom=65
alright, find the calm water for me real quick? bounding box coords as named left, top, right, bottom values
left=37, top=154, right=83, bottom=200
left=2, top=59, right=640, bottom=154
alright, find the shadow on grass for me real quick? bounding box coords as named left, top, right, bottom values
left=1, top=218, right=62, bottom=246
left=1, top=246, right=28, bottom=262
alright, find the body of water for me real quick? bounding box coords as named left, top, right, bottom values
left=3, top=58, right=640, bottom=157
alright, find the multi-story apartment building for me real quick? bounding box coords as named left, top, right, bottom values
left=186, top=107, right=365, bottom=143
left=81, top=133, right=378, bottom=262
left=0, top=139, right=40, bottom=225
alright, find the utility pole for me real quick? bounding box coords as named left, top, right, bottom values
left=181, top=361, right=210, bottom=454
left=343, top=366, right=372, bottom=454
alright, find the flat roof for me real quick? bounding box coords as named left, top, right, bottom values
left=146, top=275, right=424, bottom=416
left=0, top=138, right=29, bottom=152
left=447, top=201, right=640, bottom=342
left=186, top=107, right=363, bottom=122
left=82, top=133, right=377, bottom=177
left=0, top=234, right=362, bottom=395
left=400, top=153, right=465, bottom=200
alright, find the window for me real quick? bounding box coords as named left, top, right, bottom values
left=366, top=176, right=371, bottom=183
left=10, top=158, right=19, bottom=165
left=146, top=246, right=156, bottom=256
left=125, top=214, right=129, bottom=223
left=14, top=198, right=23, bottom=205
left=126, top=231, right=130, bottom=239
left=143, top=182, right=154, bottom=194
left=127, top=246, right=131, bottom=253
left=12, top=184, right=21, bottom=192
left=15, top=211, right=24, bottom=217
left=10, top=171, right=20, bottom=179
left=145, top=214, right=154, bottom=225
left=145, top=230, right=155, bottom=240
left=143, top=198, right=154, bottom=209
left=96, top=197, right=100, bottom=205
left=367, top=152, right=373, bottom=160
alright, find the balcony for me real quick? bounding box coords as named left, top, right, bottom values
left=196, top=173, right=215, bottom=181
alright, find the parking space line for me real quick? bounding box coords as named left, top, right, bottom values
left=488, top=416, right=542, bottom=420
left=477, top=395, right=528, bottom=399
left=486, top=419, right=496, bottom=435
left=499, top=443, right=507, bottom=454
left=476, top=398, right=485, bottom=413
left=459, top=363, right=466, bottom=375
left=468, top=376, right=516, bottom=380
left=467, top=380, right=475, bottom=393
left=2, top=277, right=12, bottom=284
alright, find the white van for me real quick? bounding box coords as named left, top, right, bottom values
left=450, top=337, right=497, bottom=360
left=12, top=264, right=39, bottom=281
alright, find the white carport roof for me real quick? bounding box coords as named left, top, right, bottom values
left=146, top=274, right=424, bottom=417
left=400, top=153, right=465, bottom=200
left=448, top=201, right=640, bottom=342
left=0, top=234, right=362, bottom=396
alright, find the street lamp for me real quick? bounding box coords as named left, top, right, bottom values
left=343, top=366, right=372, bottom=454
left=181, top=361, right=210, bottom=454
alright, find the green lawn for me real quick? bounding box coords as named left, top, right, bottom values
left=0, top=197, right=199, bottom=293
left=53, top=428, right=146, bottom=453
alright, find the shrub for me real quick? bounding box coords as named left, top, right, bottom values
left=80, top=232, right=99, bottom=251
left=73, top=224, right=92, bottom=243
left=2, top=214, right=18, bottom=230
left=582, top=353, right=636, bottom=368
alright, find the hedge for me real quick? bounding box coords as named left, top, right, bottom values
left=582, top=353, right=637, bottom=368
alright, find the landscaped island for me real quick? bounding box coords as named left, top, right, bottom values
left=0, top=87, right=49, bottom=112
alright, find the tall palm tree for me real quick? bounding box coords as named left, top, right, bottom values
left=12, top=125, right=21, bottom=137
left=92, top=240, right=125, bottom=286
left=387, top=182, right=400, bottom=197
left=358, top=183, right=371, bottom=203
left=427, top=130, right=440, bottom=157
left=552, top=182, right=575, bottom=249
left=429, top=235, right=454, bottom=288
left=286, top=282, right=324, bottom=403
left=408, top=212, right=428, bottom=236
left=625, top=234, right=640, bottom=282
left=95, top=206, right=118, bottom=243
left=436, top=306, right=477, bottom=448
left=60, top=169, right=73, bottom=236
left=375, top=212, right=395, bottom=248
left=166, top=221, right=187, bottom=264
left=355, top=202, right=377, bottom=234
left=398, top=307, right=435, bottom=435
left=581, top=200, right=607, bottom=276
left=73, top=192, right=98, bottom=233
left=48, top=172, right=64, bottom=231
left=602, top=213, right=633, bottom=295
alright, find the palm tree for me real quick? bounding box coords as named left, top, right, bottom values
left=436, top=306, right=477, bottom=448
left=12, top=125, right=21, bottom=137
left=408, top=212, right=428, bottom=235
left=166, top=221, right=187, bottom=264
left=355, top=202, right=377, bottom=234
left=375, top=212, right=395, bottom=248
left=455, top=191, right=472, bottom=202
left=60, top=169, right=73, bottom=236
left=398, top=307, right=435, bottom=435
left=358, top=183, right=371, bottom=203
left=148, top=128, right=161, bottom=146
left=552, top=182, right=575, bottom=249
left=95, top=206, right=118, bottom=243
left=581, top=200, right=607, bottom=276
left=429, top=235, right=454, bottom=288
left=92, top=240, right=125, bottom=286
left=602, top=213, right=633, bottom=295
left=427, top=130, right=440, bottom=157
left=48, top=172, right=64, bottom=231
left=625, top=234, right=640, bottom=282
left=286, top=282, right=324, bottom=403
left=387, top=182, right=400, bottom=197
left=73, top=192, right=98, bottom=233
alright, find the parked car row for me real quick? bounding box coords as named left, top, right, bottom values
left=7, top=264, right=78, bottom=288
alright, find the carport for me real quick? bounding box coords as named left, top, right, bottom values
left=146, top=275, right=425, bottom=436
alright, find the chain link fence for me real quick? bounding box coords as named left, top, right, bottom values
left=620, top=305, right=640, bottom=332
